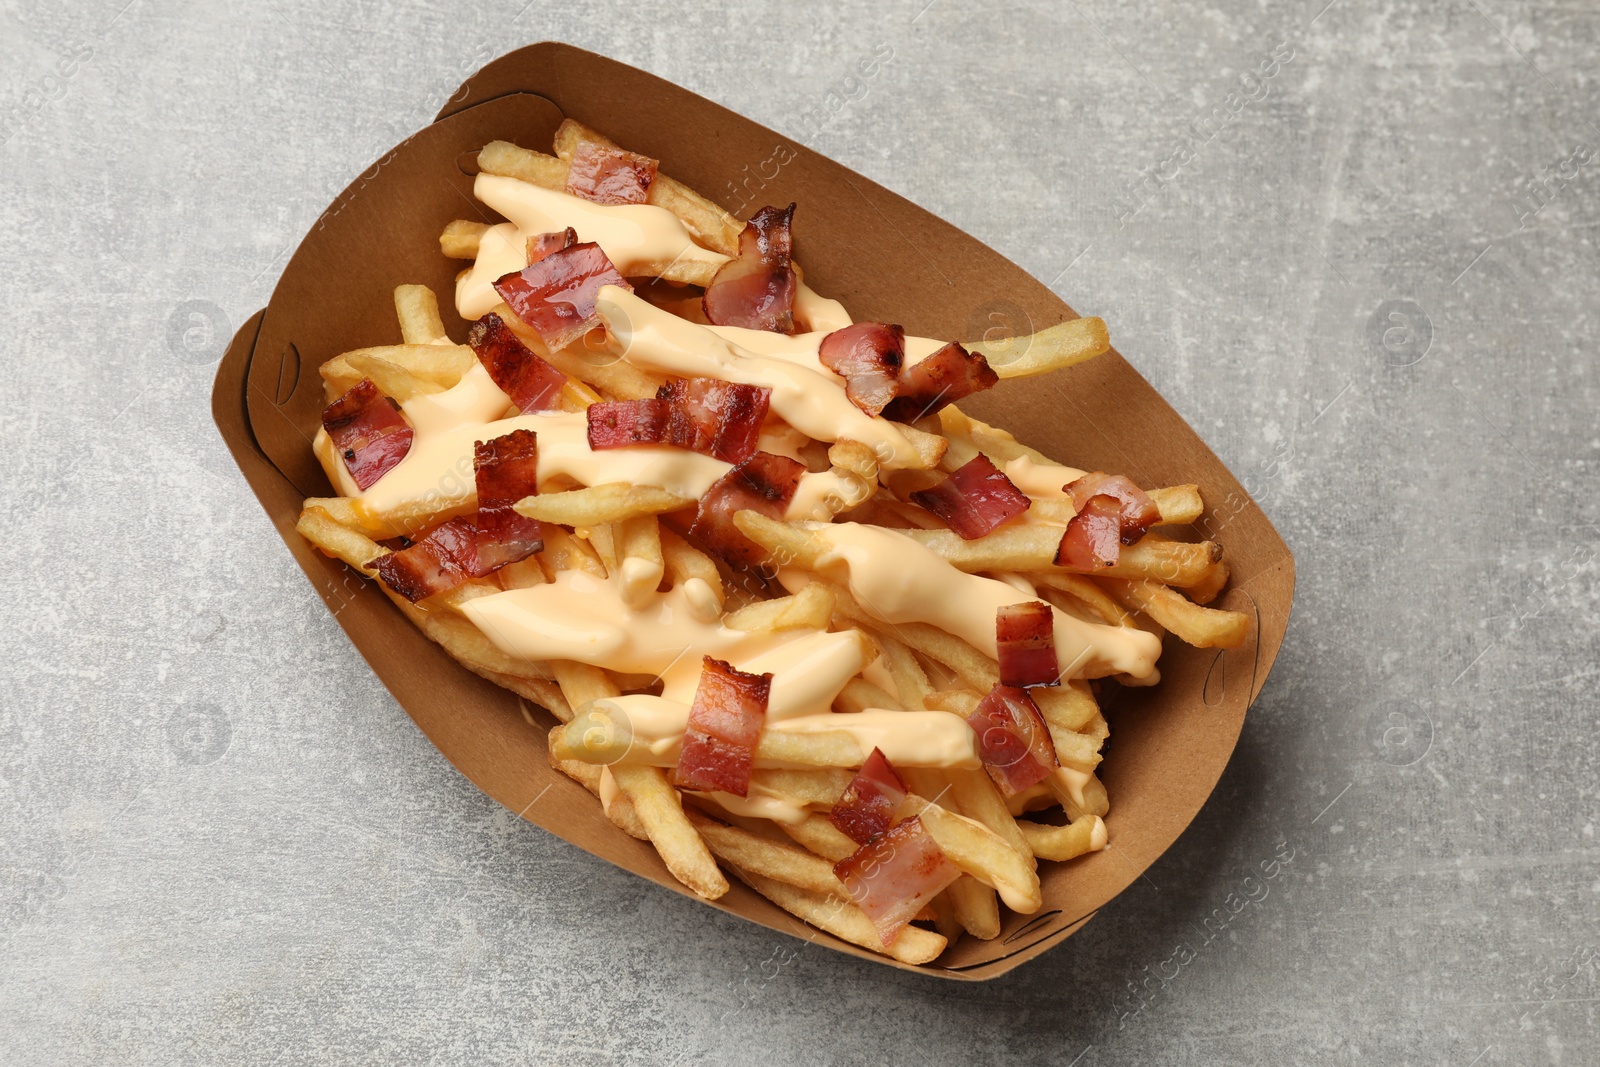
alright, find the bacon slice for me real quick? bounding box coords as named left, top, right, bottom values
left=674, top=657, right=773, bottom=798
left=833, top=817, right=961, bottom=944
left=656, top=378, right=770, bottom=463
left=494, top=242, right=632, bottom=351
left=526, top=226, right=577, bottom=265
left=965, top=685, right=1060, bottom=796
left=564, top=141, right=658, bottom=206
left=995, top=601, right=1060, bottom=689
left=702, top=204, right=797, bottom=333
left=473, top=429, right=543, bottom=575
left=373, top=517, right=478, bottom=603
left=818, top=322, right=904, bottom=417
left=466, top=312, right=568, bottom=414
left=585, top=398, right=669, bottom=449
left=1065, top=472, right=1161, bottom=545
left=829, top=748, right=909, bottom=845
left=586, top=379, right=770, bottom=464
left=881, top=342, right=998, bottom=423
left=1054, top=494, right=1124, bottom=570
left=322, top=378, right=414, bottom=491
left=909, top=454, right=1030, bottom=540
left=687, top=451, right=805, bottom=569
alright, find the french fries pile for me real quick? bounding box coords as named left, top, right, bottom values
left=294, top=120, right=1251, bottom=965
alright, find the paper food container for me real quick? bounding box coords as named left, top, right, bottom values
left=210, top=42, right=1294, bottom=979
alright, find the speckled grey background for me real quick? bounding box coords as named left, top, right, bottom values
left=4, top=1, right=1597, bottom=1063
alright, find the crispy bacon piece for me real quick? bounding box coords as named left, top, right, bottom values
left=322, top=378, right=414, bottom=491
left=702, top=204, right=797, bottom=333
left=818, top=322, right=905, bottom=417
left=965, top=685, right=1060, bottom=796
left=526, top=226, right=577, bottom=265
left=674, top=657, right=773, bottom=798
left=564, top=141, right=658, bottom=206
left=473, top=429, right=543, bottom=575
left=996, top=601, right=1060, bottom=689
left=1054, top=494, right=1125, bottom=570
left=585, top=398, right=669, bottom=449
left=494, top=241, right=632, bottom=351
left=1065, top=472, right=1161, bottom=545
left=373, top=517, right=478, bottom=603
left=586, top=379, right=770, bottom=463
left=881, top=342, right=998, bottom=423
left=687, top=451, right=805, bottom=570
left=834, top=817, right=961, bottom=944
left=656, top=378, right=770, bottom=463
left=466, top=312, right=568, bottom=414
left=909, top=454, right=1030, bottom=540
left=829, top=749, right=909, bottom=845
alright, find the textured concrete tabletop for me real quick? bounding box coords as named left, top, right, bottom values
left=4, top=1, right=1598, bottom=1064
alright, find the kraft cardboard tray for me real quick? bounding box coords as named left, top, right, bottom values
left=210, top=42, right=1294, bottom=979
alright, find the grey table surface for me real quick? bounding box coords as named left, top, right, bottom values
left=4, top=1, right=1598, bottom=1064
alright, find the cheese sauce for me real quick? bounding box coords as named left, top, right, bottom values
left=777, top=522, right=1162, bottom=681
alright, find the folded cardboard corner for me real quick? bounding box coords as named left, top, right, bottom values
left=212, top=42, right=1294, bottom=979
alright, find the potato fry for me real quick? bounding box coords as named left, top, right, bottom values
left=967, top=316, right=1109, bottom=379
left=1035, top=679, right=1100, bottom=734
left=342, top=353, right=444, bottom=402
left=833, top=677, right=900, bottom=714
left=440, top=218, right=489, bottom=259
left=1018, top=815, right=1107, bottom=862
left=1053, top=771, right=1110, bottom=822
left=1148, top=484, right=1204, bottom=525
left=724, top=582, right=835, bottom=632
left=900, top=795, right=1041, bottom=913
left=617, top=515, right=665, bottom=607
left=613, top=764, right=729, bottom=899
left=495, top=557, right=546, bottom=591
left=748, top=768, right=852, bottom=808
left=320, top=344, right=474, bottom=400
left=553, top=706, right=866, bottom=770
left=898, top=526, right=1221, bottom=587
left=1185, top=560, right=1230, bottom=605
left=477, top=139, right=567, bottom=189
left=946, top=767, right=1034, bottom=866
left=780, top=813, right=859, bottom=862
left=582, top=523, right=619, bottom=575
left=492, top=671, right=568, bottom=722
left=1031, top=571, right=1135, bottom=627
left=731, top=867, right=948, bottom=966
left=537, top=525, right=608, bottom=580
left=295, top=505, right=383, bottom=573
left=658, top=526, right=724, bottom=619
left=945, top=876, right=1001, bottom=940
left=896, top=421, right=949, bottom=470
left=394, top=284, right=447, bottom=345
left=1024, top=485, right=1204, bottom=532
left=515, top=483, right=693, bottom=527
left=687, top=810, right=847, bottom=897
left=862, top=629, right=930, bottom=710
left=545, top=732, right=649, bottom=839
left=1047, top=726, right=1103, bottom=769
left=731, top=510, right=831, bottom=570
left=928, top=891, right=965, bottom=944
left=1099, top=576, right=1250, bottom=649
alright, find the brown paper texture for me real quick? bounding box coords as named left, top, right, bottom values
left=210, top=42, right=1294, bottom=979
